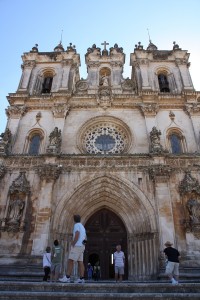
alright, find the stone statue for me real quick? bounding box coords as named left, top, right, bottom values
left=101, top=74, right=109, bottom=86
left=149, top=126, right=164, bottom=153
left=0, top=128, right=12, bottom=154
left=47, top=127, right=62, bottom=154
left=7, top=198, right=24, bottom=225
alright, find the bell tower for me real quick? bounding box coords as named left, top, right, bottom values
left=130, top=41, right=194, bottom=93
left=85, top=42, right=125, bottom=94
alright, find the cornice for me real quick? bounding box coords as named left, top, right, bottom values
left=6, top=91, right=200, bottom=112
left=1, top=153, right=200, bottom=173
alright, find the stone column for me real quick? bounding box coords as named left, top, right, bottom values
left=185, top=104, right=200, bottom=151
left=176, top=60, right=193, bottom=91
left=140, top=59, right=151, bottom=91
left=59, top=60, right=73, bottom=91
left=139, top=103, right=159, bottom=150
left=31, top=164, right=62, bottom=255
left=18, top=61, right=36, bottom=92
left=149, top=164, right=175, bottom=247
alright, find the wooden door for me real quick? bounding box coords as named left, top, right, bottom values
left=84, top=209, right=128, bottom=279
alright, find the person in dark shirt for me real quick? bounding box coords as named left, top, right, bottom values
left=164, top=241, right=180, bottom=285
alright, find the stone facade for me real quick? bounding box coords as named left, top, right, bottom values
left=0, top=41, right=200, bottom=280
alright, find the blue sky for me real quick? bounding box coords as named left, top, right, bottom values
left=0, top=0, right=200, bottom=133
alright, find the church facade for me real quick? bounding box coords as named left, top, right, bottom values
left=0, top=40, right=200, bottom=280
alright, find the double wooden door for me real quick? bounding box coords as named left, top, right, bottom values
left=84, top=209, right=128, bottom=279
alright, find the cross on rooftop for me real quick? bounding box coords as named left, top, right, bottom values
left=101, top=41, right=109, bottom=51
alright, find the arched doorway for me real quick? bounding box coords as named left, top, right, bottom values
left=84, top=208, right=128, bottom=279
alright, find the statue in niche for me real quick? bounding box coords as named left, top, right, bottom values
left=7, top=198, right=24, bottom=225
left=0, top=128, right=12, bottom=154
left=187, top=199, right=200, bottom=223
left=100, top=74, right=109, bottom=87
left=150, top=126, right=164, bottom=153
left=47, top=127, right=62, bottom=154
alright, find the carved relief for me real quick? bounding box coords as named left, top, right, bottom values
left=36, top=164, right=62, bottom=181
left=169, top=111, right=175, bottom=121
left=0, top=128, right=12, bottom=155
left=52, top=104, right=70, bottom=118
left=6, top=105, right=28, bottom=118
left=139, top=104, right=159, bottom=116
left=122, top=78, right=135, bottom=91
left=46, top=127, right=62, bottom=154
left=1, top=172, right=30, bottom=233
left=185, top=103, right=200, bottom=116
left=0, top=164, right=6, bottom=179
left=179, top=172, right=200, bottom=196
left=149, top=164, right=172, bottom=182
left=75, top=80, right=88, bottom=93
left=22, top=61, right=36, bottom=68
left=97, top=86, right=112, bottom=109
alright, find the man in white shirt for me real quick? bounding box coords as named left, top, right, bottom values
left=59, top=215, right=86, bottom=283
left=113, top=244, right=125, bottom=282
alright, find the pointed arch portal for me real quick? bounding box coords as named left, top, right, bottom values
left=52, top=175, right=159, bottom=280
left=84, top=208, right=127, bottom=279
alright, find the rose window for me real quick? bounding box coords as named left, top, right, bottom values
left=82, top=123, right=129, bottom=154
left=77, top=117, right=132, bottom=155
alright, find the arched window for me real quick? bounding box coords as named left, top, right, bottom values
left=41, top=76, right=53, bottom=94
left=169, top=133, right=182, bottom=154
left=28, top=134, right=41, bottom=155
left=158, top=74, right=170, bottom=93
left=33, top=69, right=55, bottom=95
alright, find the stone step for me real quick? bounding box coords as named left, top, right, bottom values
left=0, top=281, right=200, bottom=299
left=0, top=291, right=200, bottom=300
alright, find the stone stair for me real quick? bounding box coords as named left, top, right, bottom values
left=0, top=280, right=200, bottom=299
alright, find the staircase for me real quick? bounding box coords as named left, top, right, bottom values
left=0, top=280, right=200, bottom=299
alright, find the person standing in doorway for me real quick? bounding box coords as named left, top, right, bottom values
left=93, top=261, right=101, bottom=281
left=113, top=244, right=125, bottom=283
left=164, top=241, right=180, bottom=285
left=50, top=240, right=63, bottom=282
left=59, top=214, right=86, bottom=283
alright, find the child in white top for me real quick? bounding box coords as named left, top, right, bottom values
left=43, top=246, right=51, bottom=281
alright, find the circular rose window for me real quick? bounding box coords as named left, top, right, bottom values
left=77, top=117, right=132, bottom=154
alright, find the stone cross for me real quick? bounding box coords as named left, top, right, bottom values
left=101, top=41, right=109, bottom=51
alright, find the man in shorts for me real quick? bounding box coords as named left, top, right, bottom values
left=59, top=215, right=86, bottom=283
left=113, top=244, right=125, bottom=282
left=164, top=241, right=180, bottom=285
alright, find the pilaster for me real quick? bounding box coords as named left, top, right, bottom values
left=31, top=164, right=62, bottom=254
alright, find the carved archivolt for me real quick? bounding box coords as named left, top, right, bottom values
left=77, top=116, right=132, bottom=155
